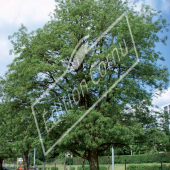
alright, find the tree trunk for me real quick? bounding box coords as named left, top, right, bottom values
left=107, top=154, right=110, bottom=170
left=64, top=155, right=66, bottom=170
left=23, top=151, right=29, bottom=170
left=82, top=159, right=85, bottom=170
left=88, top=150, right=99, bottom=170
left=0, top=158, right=3, bottom=170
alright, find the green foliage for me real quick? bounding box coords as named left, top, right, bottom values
left=77, top=167, right=89, bottom=170
left=50, top=167, right=59, bottom=170
left=37, top=167, right=59, bottom=170
left=35, top=159, right=43, bottom=165
left=57, top=153, right=65, bottom=159
left=99, top=166, right=107, bottom=170
left=66, top=168, right=75, bottom=170
left=0, top=80, right=18, bottom=161
left=34, top=148, right=45, bottom=162
left=66, top=157, right=73, bottom=165
left=113, top=153, right=170, bottom=164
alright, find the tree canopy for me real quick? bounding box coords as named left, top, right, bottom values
left=1, top=0, right=170, bottom=170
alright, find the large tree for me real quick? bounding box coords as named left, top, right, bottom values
left=7, top=0, right=169, bottom=169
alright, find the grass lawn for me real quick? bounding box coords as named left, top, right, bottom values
left=35, top=163, right=170, bottom=170
left=5, top=163, right=170, bottom=170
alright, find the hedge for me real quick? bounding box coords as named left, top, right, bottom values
left=36, top=166, right=73, bottom=170
left=73, top=152, right=170, bottom=165
left=51, top=167, right=59, bottom=170
left=66, top=168, right=75, bottom=170
left=113, top=153, right=170, bottom=164
left=127, top=165, right=170, bottom=170
left=73, top=158, right=89, bottom=165
left=37, top=167, right=59, bottom=170
left=77, top=165, right=107, bottom=170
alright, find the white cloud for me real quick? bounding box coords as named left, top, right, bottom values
left=0, top=0, right=56, bottom=76
left=134, top=0, right=157, bottom=12
left=134, top=0, right=169, bottom=13
left=134, top=0, right=143, bottom=12
left=152, top=87, right=170, bottom=107
left=0, top=0, right=56, bottom=28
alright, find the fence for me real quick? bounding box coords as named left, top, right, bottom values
left=3, top=156, right=169, bottom=170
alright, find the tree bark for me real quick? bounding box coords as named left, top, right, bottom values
left=23, top=151, right=29, bottom=170
left=88, top=150, right=99, bottom=170
left=82, top=159, right=85, bottom=170
left=0, top=158, right=3, bottom=170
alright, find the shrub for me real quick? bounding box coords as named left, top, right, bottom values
left=77, top=165, right=107, bottom=170
left=66, top=167, right=75, bottom=170
left=71, top=168, right=75, bottom=170
left=36, top=167, right=59, bottom=170
left=114, top=153, right=170, bottom=164
left=64, top=167, right=75, bottom=170
left=99, top=165, right=107, bottom=170
left=51, top=167, right=59, bottom=170
left=35, top=159, right=43, bottom=165
left=77, top=166, right=90, bottom=170
left=66, top=157, right=73, bottom=165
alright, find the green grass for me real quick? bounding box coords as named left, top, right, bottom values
left=4, top=163, right=170, bottom=170
left=35, top=163, right=170, bottom=170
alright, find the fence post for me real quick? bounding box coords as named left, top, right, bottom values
left=64, top=155, right=66, bottom=170
left=112, top=147, right=114, bottom=170
left=55, top=163, right=56, bottom=170
left=34, top=148, right=36, bottom=168
left=125, top=159, right=126, bottom=170
left=161, top=157, right=163, bottom=170
left=69, top=162, right=71, bottom=170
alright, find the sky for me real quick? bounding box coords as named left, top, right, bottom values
left=0, top=0, right=169, bottom=107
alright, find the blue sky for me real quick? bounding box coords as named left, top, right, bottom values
left=0, top=0, right=169, bottom=107
left=134, top=0, right=170, bottom=106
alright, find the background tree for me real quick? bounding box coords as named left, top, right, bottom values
left=0, top=103, right=14, bottom=170
left=0, top=78, right=18, bottom=170
left=1, top=77, right=42, bottom=170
